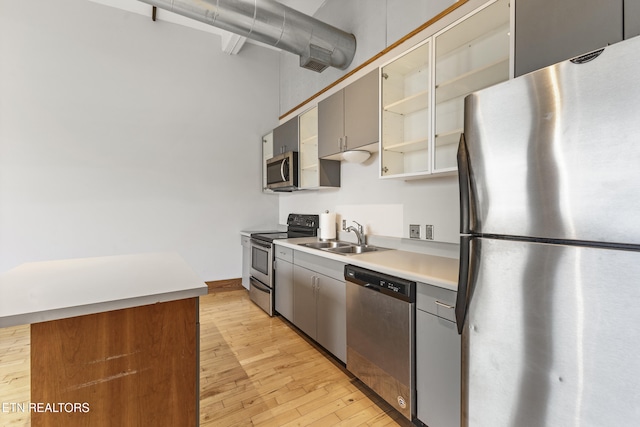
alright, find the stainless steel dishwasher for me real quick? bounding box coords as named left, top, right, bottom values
left=345, top=264, right=416, bottom=421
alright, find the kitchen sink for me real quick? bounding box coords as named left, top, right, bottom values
left=298, top=241, right=390, bottom=255
left=326, top=245, right=388, bottom=255
left=299, top=241, right=352, bottom=249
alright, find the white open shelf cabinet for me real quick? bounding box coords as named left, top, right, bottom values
left=380, top=0, right=511, bottom=179
left=299, top=106, right=319, bottom=189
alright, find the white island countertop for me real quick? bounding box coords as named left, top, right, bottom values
left=0, top=252, right=208, bottom=328
left=275, top=237, right=459, bottom=291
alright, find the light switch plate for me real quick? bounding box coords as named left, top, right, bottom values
left=410, top=224, right=420, bottom=239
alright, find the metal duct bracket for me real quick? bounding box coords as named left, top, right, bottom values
left=138, top=0, right=357, bottom=72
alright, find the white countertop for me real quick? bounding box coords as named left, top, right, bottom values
left=0, top=252, right=208, bottom=328
left=275, top=237, right=459, bottom=291
left=240, top=228, right=287, bottom=237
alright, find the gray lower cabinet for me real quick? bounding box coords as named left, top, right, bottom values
left=416, top=282, right=460, bottom=427
left=292, top=264, right=317, bottom=337
left=240, top=235, right=250, bottom=290
left=292, top=252, right=346, bottom=363
left=515, top=0, right=623, bottom=76
left=315, top=271, right=346, bottom=363
left=274, top=246, right=294, bottom=322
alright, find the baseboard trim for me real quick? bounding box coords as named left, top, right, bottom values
left=205, top=278, right=244, bottom=293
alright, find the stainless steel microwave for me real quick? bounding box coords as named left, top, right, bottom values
left=266, top=151, right=298, bottom=191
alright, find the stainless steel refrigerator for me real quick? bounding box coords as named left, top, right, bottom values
left=456, top=35, right=640, bottom=427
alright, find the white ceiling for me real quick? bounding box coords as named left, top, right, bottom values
left=87, top=0, right=326, bottom=54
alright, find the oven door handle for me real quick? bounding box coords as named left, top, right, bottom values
left=251, top=278, right=271, bottom=294
left=250, top=239, right=272, bottom=250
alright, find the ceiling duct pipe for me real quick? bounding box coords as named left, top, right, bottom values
left=138, top=0, right=357, bottom=72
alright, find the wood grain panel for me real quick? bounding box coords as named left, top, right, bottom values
left=205, top=278, right=243, bottom=293
left=30, top=298, right=198, bottom=427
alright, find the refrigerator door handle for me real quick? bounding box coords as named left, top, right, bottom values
left=456, top=235, right=472, bottom=334
left=457, top=133, right=471, bottom=234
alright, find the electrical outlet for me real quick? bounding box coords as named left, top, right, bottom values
left=410, top=224, right=420, bottom=239
left=425, top=225, right=434, bottom=240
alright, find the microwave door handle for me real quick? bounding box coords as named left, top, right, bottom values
left=280, top=158, right=286, bottom=182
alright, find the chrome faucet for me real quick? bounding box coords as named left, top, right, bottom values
left=343, top=220, right=365, bottom=246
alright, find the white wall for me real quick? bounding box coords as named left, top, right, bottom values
left=278, top=154, right=460, bottom=245
left=0, top=0, right=280, bottom=279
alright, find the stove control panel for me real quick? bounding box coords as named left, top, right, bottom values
left=287, top=214, right=319, bottom=229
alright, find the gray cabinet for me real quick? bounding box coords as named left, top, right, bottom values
left=515, top=0, right=623, bottom=77
left=274, top=246, right=294, bottom=322
left=344, top=69, right=379, bottom=152
left=626, top=0, right=640, bottom=40
left=416, top=282, right=460, bottom=427
left=273, top=116, right=299, bottom=155
left=292, top=251, right=346, bottom=362
left=315, top=272, right=346, bottom=363
left=240, top=235, right=251, bottom=290
left=318, top=69, right=379, bottom=159
left=293, top=264, right=319, bottom=338
left=261, top=132, right=274, bottom=192
left=318, top=90, right=344, bottom=159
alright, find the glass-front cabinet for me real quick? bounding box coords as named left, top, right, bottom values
left=380, top=0, right=510, bottom=179
left=433, top=0, right=510, bottom=172
left=380, top=40, right=431, bottom=178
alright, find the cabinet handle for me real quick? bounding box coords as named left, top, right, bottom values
left=435, top=300, right=454, bottom=310
left=343, top=135, right=348, bottom=150
left=338, top=137, right=343, bottom=152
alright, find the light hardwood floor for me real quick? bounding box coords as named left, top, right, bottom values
left=1, top=289, right=410, bottom=426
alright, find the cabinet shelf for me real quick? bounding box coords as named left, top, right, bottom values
left=436, top=57, right=509, bottom=104
left=383, top=90, right=430, bottom=115
left=435, top=128, right=463, bottom=147
left=383, top=136, right=429, bottom=153
left=381, top=170, right=431, bottom=180
left=300, top=135, right=318, bottom=146
left=436, top=16, right=509, bottom=59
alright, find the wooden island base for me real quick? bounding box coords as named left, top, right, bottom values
left=30, top=297, right=199, bottom=426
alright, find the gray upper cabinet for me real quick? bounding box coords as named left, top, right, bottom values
left=344, top=69, right=379, bottom=152
left=625, top=0, right=640, bottom=40
left=515, top=0, right=623, bottom=77
left=318, top=69, right=379, bottom=159
left=273, top=116, right=299, bottom=155
left=318, top=90, right=344, bottom=158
